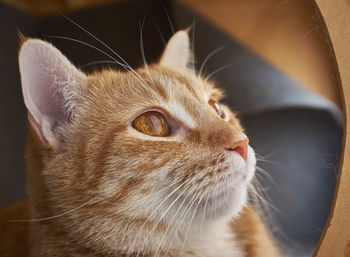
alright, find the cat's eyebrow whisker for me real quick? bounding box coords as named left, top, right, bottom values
left=153, top=20, right=166, bottom=46
left=60, top=14, right=149, bottom=87
left=187, top=16, right=206, bottom=87
left=160, top=1, right=175, bottom=35
left=44, top=35, right=129, bottom=70
left=61, top=14, right=131, bottom=67
left=190, top=16, right=197, bottom=74
left=139, top=20, right=148, bottom=68
left=139, top=14, right=153, bottom=81
left=204, top=61, right=239, bottom=82
left=79, top=60, right=121, bottom=69
left=199, top=46, right=226, bottom=76
left=44, top=35, right=148, bottom=87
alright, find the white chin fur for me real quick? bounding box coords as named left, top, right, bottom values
left=208, top=145, right=256, bottom=221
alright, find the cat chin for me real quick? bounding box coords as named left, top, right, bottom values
left=206, top=181, right=248, bottom=221
left=204, top=147, right=256, bottom=222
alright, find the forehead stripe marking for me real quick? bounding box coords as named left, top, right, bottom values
left=167, top=102, right=196, bottom=128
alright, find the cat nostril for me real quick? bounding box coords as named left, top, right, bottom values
left=225, top=137, right=249, bottom=160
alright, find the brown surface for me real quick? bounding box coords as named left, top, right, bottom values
left=313, top=1, right=350, bottom=256
left=179, top=0, right=341, bottom=107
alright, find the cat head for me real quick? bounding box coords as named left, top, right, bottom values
left=19, top=30, right=256, bottom=254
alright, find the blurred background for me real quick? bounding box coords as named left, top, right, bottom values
left=2, top=0, right=342, bottom=106
left=0, top=0, right=343, bottom=257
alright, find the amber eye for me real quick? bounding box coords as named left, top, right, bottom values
left=132, top=111, right=170, bottom=137
left=208, top=98, right=225, bottom=119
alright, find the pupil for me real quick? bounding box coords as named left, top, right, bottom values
left=148, top=116, right=154, bottom=129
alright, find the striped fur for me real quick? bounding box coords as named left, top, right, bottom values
left=0, top=31, right=282, bottom=257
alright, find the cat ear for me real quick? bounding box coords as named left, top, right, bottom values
left=159, top=30, right=193, bottom=71
left=19, top=39, right=87, bottom=151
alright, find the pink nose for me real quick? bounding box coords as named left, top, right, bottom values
left=225, top=136, right=249, bottom=160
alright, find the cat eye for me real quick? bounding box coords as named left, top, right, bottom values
left=208, top=98, right=225, bottom=119
left=132, top=111, right=170, bottom=137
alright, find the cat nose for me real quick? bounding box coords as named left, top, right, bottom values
left=224, top=135, right=249, bottom=160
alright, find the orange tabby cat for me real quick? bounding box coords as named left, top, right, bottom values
left=0, top=30, right=281, bottom=257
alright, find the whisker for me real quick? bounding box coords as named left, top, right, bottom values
left=153, top=19, right=166, bottom=46
left=256, top=158, right=278, bottom=165
left=7, top=198, right=95, bottom=223
left=160, top=1, right=175, bottom=35
left=248, top=179, right=295, bottom=247
left=136, top=172, right=202, bottom=257
left=137, top=187, right=187, bottom=257
left=139, top=19, right=148, bottom=67
left=139, top=12, right=153, bottom=81
left=121, top=179, right=180, bottom=253
left=159, top=178, right=209, bottom=257
left=61, top=15, right=131, bottom=68
left=131, top=179, right=187, bottom=257
left=164, top=191, right=197, bottom=252
left=60, top=15, right=149, bottom=87
left=199, top=46, right=226, bottom=76
left=45, top=35, right=148, bottom=86
left=200, top=193, right=209, bottom=240
left=180, top=191, right=204, bottom=255
left=255, top=166, right=276, bottom=186
left=205, top=61, right=239, bottom=82
left=190, top=16, right=197, bottom=73
left=44, top=35, right=128, bottom=70
left=249, top=178, right=284, bottom=216
left=255, top=153, right=280, bottom=166
left=153, top=192, right=191, bottom=257
left=79, top=60, right=120, bottom=69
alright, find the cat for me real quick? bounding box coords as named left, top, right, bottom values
left=0, top=30, right=282, bottom=257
